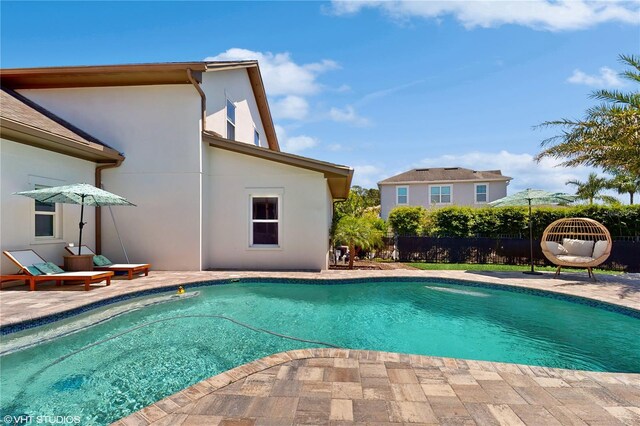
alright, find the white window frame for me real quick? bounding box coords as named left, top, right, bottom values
left=475, top=183, right=489, bottom=204
left=29, top=175, right=65, bottom=244
left=226, top=98, right=236, bottom=140
left=429, top=184, right=452, bottom=205
left=396, top=186, right=409, bottom=205
left=248, top=189, right=283, bottom=250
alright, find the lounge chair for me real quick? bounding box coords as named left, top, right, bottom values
left=1, top=249, right=113, bottom=291
left=64, top=245, right=150, bottom=280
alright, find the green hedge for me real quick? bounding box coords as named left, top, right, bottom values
left=398, top=205, right=640, bottom=238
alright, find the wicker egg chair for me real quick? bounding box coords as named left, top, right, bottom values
left=541, top=217, right=612, bottom=280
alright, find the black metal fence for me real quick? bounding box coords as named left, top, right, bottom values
left=377, top=235, right=640, bottom=272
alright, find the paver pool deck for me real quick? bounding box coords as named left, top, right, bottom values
left=1, top=269, right=639, bottom=425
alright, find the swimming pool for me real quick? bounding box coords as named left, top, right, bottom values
left=1, top=279, right=639, bottom=425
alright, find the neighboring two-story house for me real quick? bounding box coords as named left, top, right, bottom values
left=0, top=61, right=353, bottom=272
left=378, top=167, right=511, bottom=219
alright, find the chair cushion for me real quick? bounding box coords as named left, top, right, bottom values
left=592, top=240, right=609, bottom=259
left=93, top=255, right=113, bottom=266
left=562, top=238, right=595, bottom=257
left=556, top=255, right=595, bottom=264
left=26, top=266, right=43, bottom=276
left=545, top=241, right=568, bottom=256
left=34, top=262, right=65, bottom=275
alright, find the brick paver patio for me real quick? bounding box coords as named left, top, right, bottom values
left=115, top=348, right=640, bottom=426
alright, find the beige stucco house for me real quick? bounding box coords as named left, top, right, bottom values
left=379, top=167, right=511, bottom=219
left=0, top=61, right=352, bottom=273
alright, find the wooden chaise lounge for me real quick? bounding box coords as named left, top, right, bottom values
left=1, top=249, right=113, bottom=291
left=64, top=245, right=151, bottom=280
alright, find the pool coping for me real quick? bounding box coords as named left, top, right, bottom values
left=2, top=270, right=640, bottom=335
left=114, top=348, right=640, bottom=426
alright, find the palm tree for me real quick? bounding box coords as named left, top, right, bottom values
left=334, top=216, right=383, bottom=269
left=607, top=171, right=640, bottom=204
left=536, top=54, right=640, bottom=176
left=566, top=172, right=610, bottom=205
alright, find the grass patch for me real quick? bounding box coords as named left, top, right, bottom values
left=406, top=263, right=621, bottom=275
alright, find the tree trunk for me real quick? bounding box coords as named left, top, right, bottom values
left=348, top=242, right=355, bottom=270
left=630, top=192, right=634, bottom=205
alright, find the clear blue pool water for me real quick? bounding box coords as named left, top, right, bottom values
left=1, top=280, right=639, bottom=425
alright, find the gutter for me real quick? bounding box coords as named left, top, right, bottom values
left=95, top=160, right=123, bottom=254
left=187, top=68, right=206, bottom=132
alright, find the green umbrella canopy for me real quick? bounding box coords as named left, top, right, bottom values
left=14, top=183, right=135, bottom=207
left=489, top=189, right=577, bottom=207
left=489, top=189, right=577, bottom=275
left=14, top=183, right=135, bottom=255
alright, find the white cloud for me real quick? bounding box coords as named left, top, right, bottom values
left=271, top=95, right=309, bottom=120
left=567, top=67, right=624, bottom=87
left=284, top=135, right=318, bottom=153
left=275, top=124, right=318, bottom=153
left=413, top=150, right=598, bottom=194
left=206, top=48, right=355, bottom=126
left=206, top=48, right=338, bottom=96
left=329, top=105, right=370, bottom=126
left=330, top=0, right=640, bottom=31
left=352, top=164, right=384, bottom=188
left=356, top=79, right=425, bottom=106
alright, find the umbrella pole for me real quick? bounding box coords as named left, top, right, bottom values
left=523, top=199, right=542, bottom=275
left=78, top=194, right=85, bottom=256
left=529, top=200, right=533, bottom=273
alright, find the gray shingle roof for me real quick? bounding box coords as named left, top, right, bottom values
left=1, top=87, right=117, bottom=151
left=378, top=167, right=511, bottom=184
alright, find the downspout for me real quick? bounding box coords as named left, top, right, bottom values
left=95, top=161, right=123, bottom=254
left=187, top=68, right=207, bottom=132
left=188, top=68, right=207, bottom=271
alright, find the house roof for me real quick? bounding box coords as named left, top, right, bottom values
left=203, top=131, right=353, bottom=200
left=378, top=167, right=512, bottom=185
left=0, top=87, right=124, bottom=162
left=0, top=61, right=280, bottom=151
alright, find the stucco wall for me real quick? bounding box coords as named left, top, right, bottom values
left=202, top=70, right=267, bottom=148
left=19, top=85, right=203, bottom=270
left=205, top=147, right=330, bottom=271
left=0, top=139, right=97, bottom=273
left=380, top=181, right=509, bottom=219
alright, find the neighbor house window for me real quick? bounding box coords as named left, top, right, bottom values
left=396, top=186, right=408, bottom=204
left=430, top=185, right=451, bottom=204
left=254, top=130, right=260, bottom=147
left=475, top=184, right=488, bottom=203
left=34, top=185, right=57, bottom=238
left=226, top=99, right=236, bottom=140
left=251, top=196, right=279, bottom=246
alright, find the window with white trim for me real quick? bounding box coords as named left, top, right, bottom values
left=254, top=130, right=260, bottom=147
left=396, top=186, right=408, bottom=204
left=226, top=99, right=236, bottom=140
left=251, top=196, right=279, bottom=246
left=475, top=184, right=488, bottom=203
left=430, top=185, right=451, bottom=204
left=34, top=184, right=58, bottom=238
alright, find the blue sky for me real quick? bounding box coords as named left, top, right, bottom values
left=2, top=1, right=639, bottom=197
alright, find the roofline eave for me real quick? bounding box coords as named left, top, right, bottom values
left=0, top=118, right=124, bottom=162
left=203, top=131, right=352, bottom=199
left=378, top=178, right=513, bottom=185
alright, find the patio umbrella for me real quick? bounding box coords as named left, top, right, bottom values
left=14, top=183, right=135, bottom=255
left=489, top=189, right=577, bottom=275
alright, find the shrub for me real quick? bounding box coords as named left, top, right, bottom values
left=388, top=206, right=427, bottom=235
left=415, top=205, right=640, bottom=238
left=430, top=207, right=474, bottom=237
